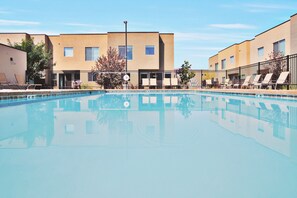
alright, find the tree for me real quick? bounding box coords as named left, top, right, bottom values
left=9, top=38, right=53, bottom=82
left=92, top=47, right=126, bottom=89
left=266, top=52, right=287, bottom=81
left=176, top=60, right=195, bottom=87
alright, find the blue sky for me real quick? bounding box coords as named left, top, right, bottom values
left=1, top=0, right=297, bottom=69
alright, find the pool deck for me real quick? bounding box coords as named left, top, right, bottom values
left=1, top=88, right=297, bottom=100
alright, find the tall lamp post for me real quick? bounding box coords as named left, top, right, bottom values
left=123, top=21, right=129, bottom=89
left=124, top=21, right=128, bottom=73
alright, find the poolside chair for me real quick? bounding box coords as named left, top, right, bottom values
left=15, top=74, right=42, bottom=90
left=260, top=73, right=273, bottom=89
left=240, top=76, right=252, bottom=89
left=150, top=78, right=157, bottom=88
left=206, top=79, right=212, bottom=88
left=0, top=73, right=10, bottom=85
left=171, top=78, right=178, bottom=88
left=274, top=71, right=290, bottom=90
left=251, top=74, right=262, bottom=89
left=189, top=78, right=198, bottom=89
left=163, top=78, right=171, bottom=89
left=142, top=78, right=149, bottom=89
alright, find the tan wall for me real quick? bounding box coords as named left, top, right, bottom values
left=160, top=34, right=174, bottom=71
left=218, top=45, right=237, bottom=70
left=31, top=34, right=49, bottom=48
left=0, top=33, right=29, bottom=45
left=250, top=21, right=291, bottom=64
left=49, top=34, right=108, bottom=71
left=107, top=32, right=160, bottom=70
left=291, top=14, right=297, bottom=54
left=238, top=41, right=250, bottom=66
left=0, top=44, right=27, bottom=84
left=208, top=55, right=218, bottom=70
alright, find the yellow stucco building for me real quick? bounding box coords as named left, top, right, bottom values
left=209, top=13, right=297, bottom=73
left=0, top=32, right=174, bottom=89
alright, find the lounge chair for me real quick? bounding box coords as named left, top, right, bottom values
left=163, top=78, right=171, bottom=88
left=260, top=73, right=273, bottom=89
left=274, top=71, right=290, bottom=90
left=251, top=74, right=262, bottom=89
left=150, top=78, right=157, bottom=88
left=206, top=79, right=212, bottom=88
left=240, top=76, right=252, bottom=89
left=171, top=78, right=178, bottom=88
left=142, top=78, right=149, bottom=89
left=15, top=74, right=42, bottom=90
left=189, top=78, right=198, bottom=89
left=0, top=73, right=10, bottom=85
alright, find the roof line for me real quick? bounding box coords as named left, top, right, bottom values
left=255, top=20, right=290, bottom=37
left=0, top=43, right=26, bottom=53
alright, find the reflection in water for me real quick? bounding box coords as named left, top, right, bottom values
left=0, top=93, right=296, bottom=160
left=1, top=93, right=297, bottom=198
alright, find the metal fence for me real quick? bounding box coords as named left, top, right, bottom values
left=199, top=53, right=297, bottom=89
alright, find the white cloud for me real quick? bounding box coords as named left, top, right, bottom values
left=220, top=3, right=297, bottom=13
left=0, top=19, right=40, bottom=26
left=209, top=23, right=256, bottom=30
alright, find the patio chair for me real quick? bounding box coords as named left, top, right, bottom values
left=150, top=78, right=157, bottom=88
left=163, top=78, right=171, bottom=89
left=251, top=74, right=262, bottom=89
left=260, top=73, right=273, bottom=89
left=274, top=71, right=290, bottom=90
left=171, top=78, right=178, bottom=88
left=240, top=75, right=252, bottom=89
left=206, top=79, right=212, bottom=88
left=142, top=78, right=149, bottom=89
left=15, top=74, right=42, bottom=90
left=0, top=73, right=10, bottom=85
left=189, top=78, right=198, bottom=89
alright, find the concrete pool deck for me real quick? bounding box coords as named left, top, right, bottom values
left=1, top=88, right=297, bottom=100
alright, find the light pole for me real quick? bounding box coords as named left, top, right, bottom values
left=124, top=21, right=128, bottom=73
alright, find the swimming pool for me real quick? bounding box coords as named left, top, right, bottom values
left=0, top=91, right=296, bottom=198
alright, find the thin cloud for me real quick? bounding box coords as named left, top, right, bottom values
left=0, top=19, right=40, bottom=26
left=209, top=23, right=256, bottom=30
left=220, top=3, right=297, bottom=13
left=177, top=47, right=223, bottom=51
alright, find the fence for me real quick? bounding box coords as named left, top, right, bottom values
left=199, top=53, right=297, bottom=89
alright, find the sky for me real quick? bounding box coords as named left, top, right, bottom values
left=1, top=0, right=297, bottom=69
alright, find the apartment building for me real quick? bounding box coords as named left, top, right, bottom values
left=0, top=32, right=174, bottom=89
left=209, top=13, right=297, bottom=71
left=0, top=43, right=26, bottom=84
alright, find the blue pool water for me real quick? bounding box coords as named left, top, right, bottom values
left=0, top=92, right=297, bottom=198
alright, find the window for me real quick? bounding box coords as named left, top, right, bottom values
left=230, top=56, right=234, bottom=64
left=221, top=59, right=226, bottom=70
left=64, top=47, right=73, bottom=57
left=273, top=39, right=285, bottom=55
left=145, top=45, right=155, bottom=55
left=258, top=47, right=264, bottom=59
left=119, top=46, right=133, bottom=60
left=88, top=72, right=98, bottom=82
left=85, top=47, right=99, bottom=61
left=215, top=63, right=219, bottom=71
left=165, top=73, right=171, bottom=78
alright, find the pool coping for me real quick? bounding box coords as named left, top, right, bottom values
left=0, top=88, right=297, bottom=100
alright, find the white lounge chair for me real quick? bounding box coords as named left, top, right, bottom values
left=240, top=75, right=252, bottom=89
left=189, top=78, right=198, bottom=89
left=171, top=78, right=178, bottom=88
left=274, top=71, right=290, bottom=90
left=150, top=78, right=157, bottom=88
left=251, top=74, right=262, bottom=89
left=206, top=79, right=212, bottom=88
left=163, top=78, right=171, bottom=88
left=260, top=73, right=273, bottom=89
left=142, top=78, right=149, bottom=88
